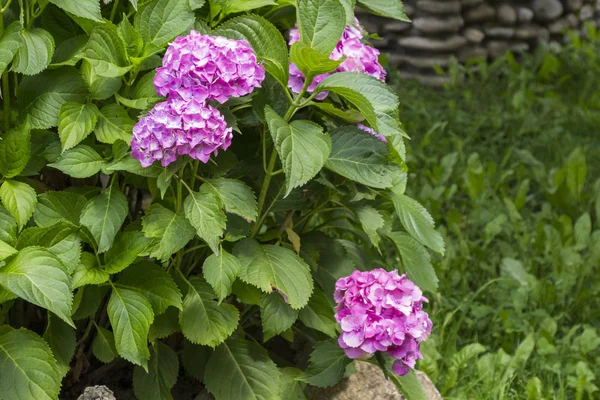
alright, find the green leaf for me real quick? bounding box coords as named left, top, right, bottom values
left=135, top=0, right=195, bottom=47
left=203, top=178, right=258, bottom=222
left=72, top=252, right=109, bottom=289
left=133, top=342, right=179, bottom=400
left=95, top=104, right=135, bottom=144
left=18, top=67, right=89, bottom=129
left=83, top=25, right=132, bottom=78
left=289, top=41, right=342, bottom=80
left=81, top=59, right=123, bottom=100
left=92, top=325, right=118, bottom=363
left=386, top=232, right=438, bottom=293
left=280, top=367, right=308, bottom=400
left=297, top=0, right=345, bottom=54
left=16, top=222, right=81, bottom=272
left=222, top=0, right=277, bottom=14
left=566, top=148, right=586, bottom=197
left=115, top=71, right=161, bottom=110
left=43, top=314, right=76, bottom=378
left=72, top=285, right=106, bottom=320
left=0, top=206, right=17, bottom=247
left=389, top=369, right=427, bottom=400
left=182, top=340, right=211, bottom=382
left=317, top=72, right=406, bottom=158
left=51, top=35, right=87, bottom=67
left=0, top=22, right=23, bottom=76
left=0, top=180, right=37, bottom=231
left=12, top=28, right=55, bottom=75
left=574, top=213, right=591, bottom=250
left=184, top=190, right=227, bottom=255
left=0, top=326, right=62, bottom=400
left=106, top=155, right=163, bottom=177
left=261, top=292, right=298, bottom=341
left=391, top=193, right=445, bottom=255
left=232, top=279, right=262, bottom=305
left=80, top=184, right=129, bottom=252
left=58, top=102, right=99, bottom=151
left=179, top=277, right=239, bottom=347
left=326, top=126, right=401, bottom=189
left=356, top=205, right=384, bottom=249
left=107, top=285, right=154, bottom=369
left=214, top=14, right=289, bottom=88
left=233, top=239, right=314, bottom=309
left=103, top=231, right=152, bottom=274
left=33, top=191, right=88, bottom=227
left=265, top=107, right=331, bottom=197
left=0, top=247, right=74, bottom=326
left=309, top=102, right=365, bottom=123
left=142, top=203, right=195, bottom=262
left=189, top=0, right=206, bottom=10
left=205, top=339, right=281, bottom=400
left=301, top=340, right=350, bottom=387
left=0, top=240, right=18, bottom=261
left=48, top=145, right=105, bottom=178
left=298, top=287, right=337, bottom=337
left=118, top=15, right=144, bottom=57
left=356, top=0, right=409, bottom=21
left=149, top=307, right=180, bottom=340
left=203, top=250, right=242, bottom=303
left=48, top=0, right=104, bottom=22
left=0, top=123, right=31, bottom=178
left=116, top=261, right=182, bottom=314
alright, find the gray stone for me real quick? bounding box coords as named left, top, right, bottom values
left=567, top=13, right=580, bottom=26
left=549, top=16, right=574, bottom=33
left=398, top=35, right=467, bottom=51
left=417, top=0, right=461, bottom=14
left=485, top=27, right=516, bottom=39
left=310, top=362, right=443, bottom=399
left=396, top=54, right=451, bottom=69
left=487, top=40, right=510, bottom=57
left=464, top=3, right=496, bottom=22
left=462, top=0, right=484, bottom=6
left=78, top=386, right=116, bottom=400
left=510, top=43, right=530, bottom=52
left=464, top=28, right=485, bottom=43
left=497, top=4, right=517, bottom=24
left=405, top=4, right=416, bottom=17
left=538, top=27, right=551, bottom=41
left=517, top=7, right=535, bottom=23
left=384, top=21, right=411, bottom=33
left=413, top=16, right=464, bottom=33
left=514, top=26, right=541, bottom=39
left=580, top=4, right=594, bottom=19
left=458, top=46, right=489, bottom=61
left=565, top=0, right=583, bottom=11
left=532, top=0, right=564, bottom=22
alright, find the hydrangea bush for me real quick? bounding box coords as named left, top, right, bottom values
left=0, top=0, right=443, bottom=399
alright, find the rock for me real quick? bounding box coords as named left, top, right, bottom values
left=464, top=3, right=496, bottom=22
left=384, top=21, right=411, bottom=33
left=580, top=5, right=594, bottom=20
left=497, top=4, right=517, bottom=24
left=514, top=26, right=540, bottom=40
left=405, top=4, right=416, bottom=17
left=417, top=0, right=461, bottom=14
left=78, top=386, right=116, bottom=400
left=565, top=0, right=583, bottom=11
left=462, top=0, right=483, bottom=6
left=485, top=27, right=515, bottom=39
left=537, top=27, right=551, bottom=41
left=487, top=40, right=510, bottom=57
left=398, top=35, right=467, bottom=52
left=510, top=42, right=530, bottom=52
left=458, top=46, right=488, bottom=61
left=532, top=0, right=564, bottom=22
left=464, top=28, right=485, bottom=43
left=310, top=362, right=443, bottom=399
left=517, top=7, right=535, bottom=23
left=549, top=16, right=574, bottom=33
left=396, top=55, right=451, bottom=69
left=413, top=16, right=464, bottom=33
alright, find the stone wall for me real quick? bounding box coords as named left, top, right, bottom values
left=358, top=0, right=600, bottom=85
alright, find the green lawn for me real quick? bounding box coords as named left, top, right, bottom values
left=394, top=26, right=600, bottom=400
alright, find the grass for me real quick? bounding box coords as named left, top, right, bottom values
left=392, top=25, right=600, bottom=400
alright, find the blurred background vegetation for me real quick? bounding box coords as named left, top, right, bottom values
left=391, top=25, right=600, bottom=400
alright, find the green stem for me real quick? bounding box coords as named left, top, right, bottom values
left=1, top=0, right=13, bottom=14
left=250, top=146, right=278, bottom=238
left=109, top=0, right=120, bottom=22
left=2, top=72, right=9, bottom=131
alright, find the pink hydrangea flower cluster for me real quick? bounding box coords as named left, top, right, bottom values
left=334, top=269, right=432, bottom=376
left=288, top=19, right=386, bottom=100
left=357, top=123, right=387, bottom=143
left=131, top=98, right=232, bottom=167
left=132, top=31, right=264, bottom=167
left=154, top=31, right=265, bottom=104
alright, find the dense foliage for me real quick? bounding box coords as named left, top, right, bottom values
left=0, top=0, right=443, bottom=399
left=395, top=28, right=600, bottom=400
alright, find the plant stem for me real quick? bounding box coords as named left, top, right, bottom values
left=250, top=146, right=278, bottom=238
left=2, top=72, right=9, bottom=131
left=109, top=0, right=120, bottom=22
